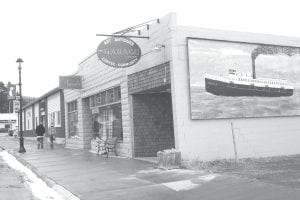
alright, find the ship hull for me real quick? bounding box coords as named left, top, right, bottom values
left=205, top=78, right=293, bottom=97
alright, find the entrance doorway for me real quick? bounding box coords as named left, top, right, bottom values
left=132, top=89, right=175, bottom=157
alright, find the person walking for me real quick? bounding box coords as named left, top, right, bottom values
left=36, top=122, right=45, bottom=149
left=49, top=122, right=56, bottom=149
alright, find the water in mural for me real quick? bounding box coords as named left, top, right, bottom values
left=188, top=39, right=300, bottom=119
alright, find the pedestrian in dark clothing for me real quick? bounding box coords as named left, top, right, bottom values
left=36, top=122, right=45, bottom=149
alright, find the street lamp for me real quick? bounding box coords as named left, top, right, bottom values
left=17, top=58, right=26, bottom=153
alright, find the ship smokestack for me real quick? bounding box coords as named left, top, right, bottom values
left=251, top=45, right=300, bottom=79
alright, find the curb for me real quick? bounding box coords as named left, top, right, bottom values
left=0, top=145, right=80, bottom=200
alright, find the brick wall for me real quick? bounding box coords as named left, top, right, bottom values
left=132, top=93, right=175, bottom=157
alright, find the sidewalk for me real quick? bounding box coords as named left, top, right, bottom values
left=1, top=135, right=300, bottom=200
left=0, top=150, right=36, bottom=200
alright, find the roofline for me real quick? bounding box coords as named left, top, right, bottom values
left=23, top=87, right=62, bottom=110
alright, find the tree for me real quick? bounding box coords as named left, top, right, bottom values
left=0, top=82, right=8, bottom=113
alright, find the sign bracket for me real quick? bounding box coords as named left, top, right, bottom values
left=96, top=34, right=149, bottom=39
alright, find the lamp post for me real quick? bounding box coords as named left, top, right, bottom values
left=17, top=58, right=26, bottom=153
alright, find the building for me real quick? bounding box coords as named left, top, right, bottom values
left=0, top=113, right=18, bottom=133
left=22, top=87, right=65, bottom=144
left=63, top=13, right=300, bottom=162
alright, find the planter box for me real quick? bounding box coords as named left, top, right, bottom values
left=90, top=139, right=98, bottom=153
left=157, top=150, right=181, bottom=170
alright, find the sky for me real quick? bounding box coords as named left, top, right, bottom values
left=1, top=0, right=300, bottom=97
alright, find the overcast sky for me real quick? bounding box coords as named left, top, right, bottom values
left=1, top=0, right=300, bottom=97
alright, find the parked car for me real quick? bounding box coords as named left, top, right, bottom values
left=8, top=129, right=13, bottom=136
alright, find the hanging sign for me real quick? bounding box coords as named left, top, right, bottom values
left=59, top=76, right=82, bottom=89
left=97, top=37, right=141, bottom=68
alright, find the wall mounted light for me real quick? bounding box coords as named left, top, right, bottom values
left=154, top=44, right=167, bottom=83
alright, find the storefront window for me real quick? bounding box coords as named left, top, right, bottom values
left=100, top=91, right=107, bottom=105
left=107, top=89, right=114, bottom=103
left=91, top=104, right=123, bottom=140
left=67, top=100, right=78, bottom=138
left=89, top=86, right=122, bottom=140
left=114, top=86, right=121, bottom=102
left=89, top=86, right=121, bottom=108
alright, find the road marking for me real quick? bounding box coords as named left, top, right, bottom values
left=162, top=180, right=199, bottom=191
left=198, top=174, right=220, bottom=181
left=162, top=173, right=220, bottom=191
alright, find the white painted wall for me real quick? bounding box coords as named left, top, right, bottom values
left=47, top=92, right=61, bottom=127
left=34, top=103, right=39, bottom=128
left=170, top=21, right=300, bottom=161
left=25, top=108, right=32, bottom=130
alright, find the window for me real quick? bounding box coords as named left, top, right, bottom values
left=107, top=89, right=114, bottom=103
left=56, top=111, right=61, bottom=126
left=96, top=104, right=123, bottom=140
left=35, top=117, right=38, bottom=127
left=101, top=91, right=107, bottom=105
left=67, top=100, right=78, bottom=137
left=89, top=86, right=121, bottom=108
left=114, top=86, right=121, bottom=101
left=90, top=96, right=95, bottom=107
left=96, top=93, right=101, bottom=105
left=68, top=101, right=77, bottom=112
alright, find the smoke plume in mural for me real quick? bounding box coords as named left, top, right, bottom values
left=251, top=45, right=300, bottom=78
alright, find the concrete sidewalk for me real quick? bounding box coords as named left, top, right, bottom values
left=1, top=135, right=300, bottom=200
left=0, top=150, right=36, bottom=200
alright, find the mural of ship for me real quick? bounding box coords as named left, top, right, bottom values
left=204, top=69, right=294, bottom=97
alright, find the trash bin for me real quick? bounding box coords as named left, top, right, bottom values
left=157, top=149, right=181, bottom=170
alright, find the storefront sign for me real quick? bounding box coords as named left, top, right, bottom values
left=59, top=76, right=82, bottom=89
left=97, top=37, right=141, bottom=68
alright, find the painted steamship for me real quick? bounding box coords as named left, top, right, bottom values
left=204, top=69, right=294, bottom=97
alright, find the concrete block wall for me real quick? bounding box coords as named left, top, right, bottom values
left=117, top=78, right=132, bottom=157
left=132, top=93, right=175, bottom=157
left=169, top=19, right=300, bottom=161
left=80, top=98, right=93, bottom=149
